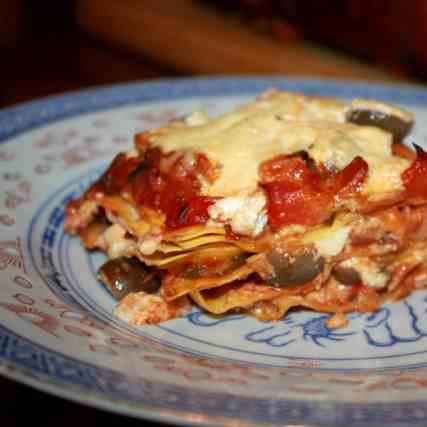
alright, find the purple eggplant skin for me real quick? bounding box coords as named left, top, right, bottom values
left=97, top=257, right=159, bottom=300
left=347, top=109, right=413, bottom=143
left=266, top=249, right=325, bottom=288
left=332, top=265, right=361, bottom=286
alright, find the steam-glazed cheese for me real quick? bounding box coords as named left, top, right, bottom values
left=150, top=91, right=410, bottom=197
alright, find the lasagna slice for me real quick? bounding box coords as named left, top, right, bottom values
left=65, top=90, right=427, bottom=327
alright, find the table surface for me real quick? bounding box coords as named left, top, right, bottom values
left=0, top=15, right=419, bottom=426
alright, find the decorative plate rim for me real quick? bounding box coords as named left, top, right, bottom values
left=2, top=76, right=427, bottom=427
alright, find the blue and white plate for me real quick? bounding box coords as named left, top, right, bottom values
left=2, top=77, right=427, bottom=427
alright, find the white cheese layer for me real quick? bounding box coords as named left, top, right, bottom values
left=312, top=226, right=351, bottom=258
left=208, top=191, right=267, bottom=237
left=339, top=257, right=389, bottom=289
left=300, top=215, right=354, bottom=258
left=104, top=224, right=134, bottom=259
left=150, top=91, right=410, bottom=198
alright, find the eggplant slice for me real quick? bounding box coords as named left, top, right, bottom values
left=98, top=257, right=160, bottom=300
left=347, top=109, right=413, bottom=143
left=332, top=265, right=361, bottom=286
left=265, top=249, right=325, bottom=288
left=347, top=99, right=413, bottom=143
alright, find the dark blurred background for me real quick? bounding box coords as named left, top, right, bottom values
left=0, top=0, right=176, bottom=107
left=2, top=0, right=426, bottom=109
left=210, top=0, right=427, bottom=80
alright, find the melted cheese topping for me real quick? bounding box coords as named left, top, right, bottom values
left=150, top=91, right=410, bottom=197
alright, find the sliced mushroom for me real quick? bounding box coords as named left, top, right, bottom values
left=97, top=257, right=160, bottom=300
left=265, top=249, right=325, bottom=288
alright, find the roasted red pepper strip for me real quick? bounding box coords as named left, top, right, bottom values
left=261, top=155, right=368, bottom=229
left=335, top=156, right=368, bottom=198
left=263, top=180, right=332, bottom=228
left=402, top=145, right=427, bottom=200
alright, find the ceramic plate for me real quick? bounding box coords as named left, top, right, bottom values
left=2, top=77, right=427, bottom=427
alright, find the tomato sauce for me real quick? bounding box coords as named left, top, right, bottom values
left=82, top=147, right=218, bottom=230
left=90, top=153, right=142, bottom=196
left=65, top=153, right=143, bottom=216
left=130, top=148, right=218, bottom=229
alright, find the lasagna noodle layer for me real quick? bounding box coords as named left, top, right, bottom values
left=185, top=241, right=427, bottom=322
left=139, top=243, right=244, bottom=267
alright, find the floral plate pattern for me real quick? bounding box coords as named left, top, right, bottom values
left=2, top=78, right=427, bottom=427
